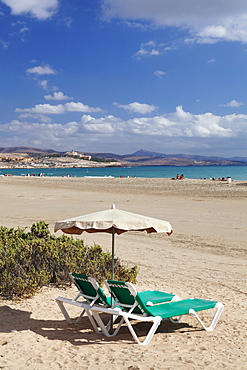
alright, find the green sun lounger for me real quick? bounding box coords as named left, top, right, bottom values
left=56, top=272, right=115, bottom=335
left=105, top=279, right=180, bottom=314
left=56, top=273, right=179, bottom=336
left=100, top=280, right=224, bottom=345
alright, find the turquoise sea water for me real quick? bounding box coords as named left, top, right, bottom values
left=1, top=165, right=247, bottom=181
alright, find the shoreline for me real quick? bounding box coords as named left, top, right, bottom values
left=1, top=163, right=247, bottom=182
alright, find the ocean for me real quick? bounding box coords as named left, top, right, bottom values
left=1, top=165, right=247, bottom=181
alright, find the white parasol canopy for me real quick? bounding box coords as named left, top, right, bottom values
left=54, top=204, right=173, bottom=279
left=54, top=204, right=173, bottom=235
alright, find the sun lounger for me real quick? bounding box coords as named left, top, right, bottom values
left=105, top=279, right=180, bottom=314
left=56, top=273, right=179, bottom=337
left=101, top=280, right=224, bottom=345
left=56, top=272, right=114, bottom=335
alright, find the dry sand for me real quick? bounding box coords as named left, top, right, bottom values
left=0, top=176, right=246, bottom=369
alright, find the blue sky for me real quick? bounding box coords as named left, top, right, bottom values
left=1, top=0, right=247, bottom=157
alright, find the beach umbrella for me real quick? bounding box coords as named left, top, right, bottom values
left=54, top=204, right=173, bottom=279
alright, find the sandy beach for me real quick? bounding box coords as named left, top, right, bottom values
left=0, top=176, right=246, bottom=369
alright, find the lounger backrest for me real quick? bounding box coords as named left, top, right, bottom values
left=70, top=272, right=109, bottom=307
left=106, top=280, right=145, bottom=314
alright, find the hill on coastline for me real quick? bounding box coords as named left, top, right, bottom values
left=0, top=146, right=60, bottom=155
left=0, top=146, right=246, bottom=166
left=83, top=149, right=247, bottom=166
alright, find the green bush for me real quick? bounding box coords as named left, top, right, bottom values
left=0, top=221, right=138, bottom=299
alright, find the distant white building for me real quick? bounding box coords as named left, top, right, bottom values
left=66, top=150, right=91, bottom=160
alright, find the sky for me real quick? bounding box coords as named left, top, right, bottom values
left=1, top=0, right=247, bottom=158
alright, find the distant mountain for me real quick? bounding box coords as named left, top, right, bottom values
left=83, top=149, right=247, bottom=166
left=0, top=146, right=246, bottom=165
left=228, top=156, right=247, bottom=162
left=129, top=149, right=170, bottom=158
left=0, top=146, right=60, bottom=155
left=128, top=149, right=240, bottom=162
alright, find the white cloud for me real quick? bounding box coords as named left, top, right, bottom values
left=0, top=39, right=9, bottom=48
left=12, top=105, right=243, bottom=139
left=38, top=80, right=49, bottom=90
left=134, top=40, right=172, bottom=57
left=44, top=91, right=73, bottom=101
left=121, top=21, right=154, bottom=31
left=2, top=106, right=247, bottom=153
left=64, top=102, right=102, bottom=113
left=19, top=26, right=29, bottom=34
left=83, top=106, right=237, bottom=138
left=2, top=0, right=58, bottom=20
left=10, top=20, right=29, bottom=34
left=114, top=101, right=157, bottom=114
left=15, top=101, right=103, bottom=114
left=15, top=103, right=65, bottom=115
left=154, top=70, right=166, bottom=78
left=102, top=0, right=247, bottom=44
left=26, top=65, right=56, bottom=75
left=220, top=100, right=245, bottom=108
left=60, top=17, right=73, bottom=28
left=81, top=115, right=119, bottom=134
left=191, top=21, right=247, bottom=44
left=18, top=113, right=52, bottom=123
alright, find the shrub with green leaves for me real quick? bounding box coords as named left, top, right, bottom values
left=0, top=221, right=138, bottom=299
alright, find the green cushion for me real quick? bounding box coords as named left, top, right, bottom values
left=136, top=298, right=218, bottom=319
left=138, top=291, right=175, bottom=305
left=107, top=280, right=176, bottom=314
left=72, top=272, right=110, bottom=307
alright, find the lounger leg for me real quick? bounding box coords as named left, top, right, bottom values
left=75, top=309, right=87, bottom=323
left=168, top=315, right=183, bottom=324
left=88, top=310, right=158, bottom=343
left=142, top=317, right=162, bottom=345
left=102, top=315, right=139, bottom=338
left=189, top=302, right=224, bottom=331
left=56, top=299, right=85, bottom=324
left=91, top=311, right=130, bottom=338
left=89, top=311, right=117, bottom=337
left=109, top=317, right=126, bottom=336
left=94, top=310, right=163, bottom=345
left=56, top=298, right=110, bottom=335
left=84, top=309, right=108, bottom=335
left=106, top=315, right=122, bottom=333
left=120, top=315, right=162, bottom=345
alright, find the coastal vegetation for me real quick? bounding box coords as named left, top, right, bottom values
left=90, top=157, right=114, bottom=163
left=0, top=221, right=138, bottom=299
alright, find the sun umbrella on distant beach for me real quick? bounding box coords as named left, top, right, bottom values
left=54, top=204, right=173, bottom=279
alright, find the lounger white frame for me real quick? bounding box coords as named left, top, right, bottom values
left=56, top=277, right=224, bottom=345
left=55, top=273, right=116, bottom=335
left=101, top=281, right=224, bottom=345
left=89, top=304, right=162, bottom=345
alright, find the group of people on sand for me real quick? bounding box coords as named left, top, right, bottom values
left=211, top=177, right=231, bottom=182
left=171, top=174, right=185, bottom=180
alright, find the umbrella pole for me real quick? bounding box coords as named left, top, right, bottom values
left=110, top=228, right=115, bottom=334
left=111, top=228, right=115, bottom=280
